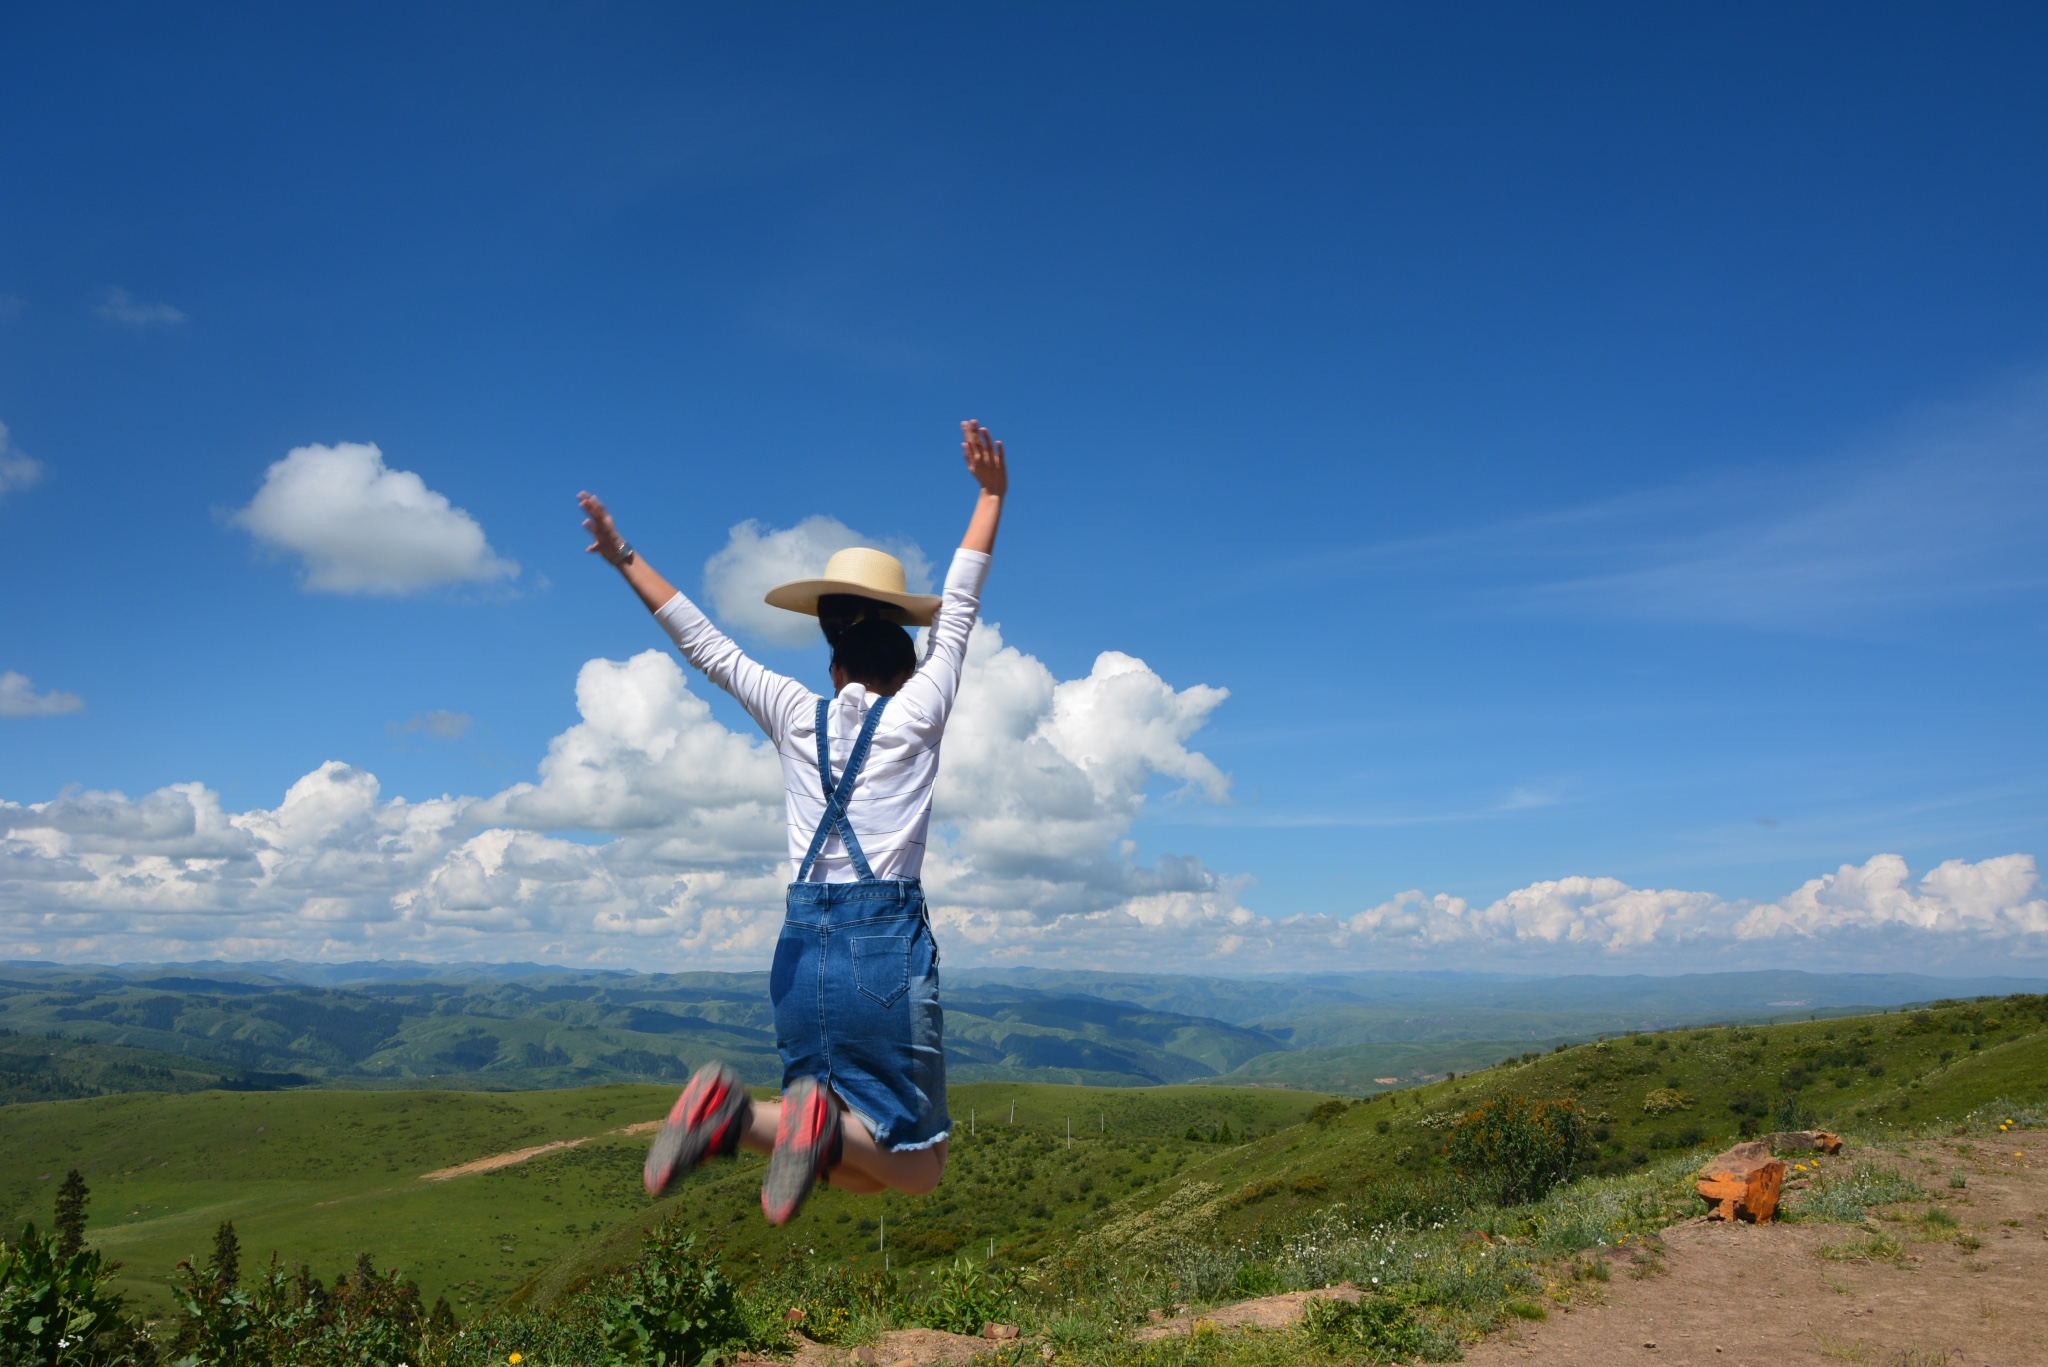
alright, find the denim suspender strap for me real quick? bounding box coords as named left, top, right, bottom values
left=795, top=695, right=891, bottom=882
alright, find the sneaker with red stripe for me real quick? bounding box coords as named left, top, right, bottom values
left=761, top=1076, right=842, bottom=1226
left=643, top=1061, right=752, bottom=1197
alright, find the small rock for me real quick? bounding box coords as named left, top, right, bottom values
left=1644, top=1342, right=1656, bottom=1350
left=982, top=1324, right=1020, bottom=1340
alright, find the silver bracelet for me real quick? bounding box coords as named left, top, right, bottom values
left=607, top=542, right=636, bottom=567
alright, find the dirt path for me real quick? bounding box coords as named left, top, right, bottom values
left=1464, top=1130, right=2045, bottom=1367
left=419, top=1119, right=660, bottom=1181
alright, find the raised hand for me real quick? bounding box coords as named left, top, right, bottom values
left=578, top=491, right=629, bottom=562
left=959, top=422, right=1007, bottom=554
left=579, top=490, right=680, bottom=613
left=961, top=421, right=1007, bottom=497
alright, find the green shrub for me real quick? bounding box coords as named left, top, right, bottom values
left=0, top=1223, right=142, bottom=1367
left=1446, top=1096, right=1590, bottom=1207
left=1300, top=1295, right=1459, bottom=1363
left=915, top=1255, right=1015, bottom=1336
left=599, top=1226, right=751, bottom=1367
left=747, top=1248, right=894, bottom=1346
left=1230, top=1263, right=1283, bottom=1299
left=172, top=1250, right=432, bottom=1367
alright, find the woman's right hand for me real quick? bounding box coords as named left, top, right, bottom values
left=579, top=491, right=629, bottom=562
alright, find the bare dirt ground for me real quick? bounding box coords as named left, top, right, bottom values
left=1134, top=1285, right=1363, bottom=1340
left=1464, top=1129, right=2046, bottom=1367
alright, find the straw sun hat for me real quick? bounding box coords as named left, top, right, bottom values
left=764, top=547, right=941, bottom=626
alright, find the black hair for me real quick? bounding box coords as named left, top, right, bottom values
left=817, top=593, right=912, bottom=647
left=831, top=616, right=917, bottom=689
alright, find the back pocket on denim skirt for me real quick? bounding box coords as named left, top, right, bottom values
left=851, top=935, right=910, bottom=1008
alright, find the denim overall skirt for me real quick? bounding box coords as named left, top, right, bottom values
left=769, top=697, right=950, bottom=1152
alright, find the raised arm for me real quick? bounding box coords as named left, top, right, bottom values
left=577, top=490, right=813, bottom=742
left=959, top=420, right=1007, bottom=553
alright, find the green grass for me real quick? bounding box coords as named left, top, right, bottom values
left=0, top=1080, right=1327, bottom=1320
left=5, top=992, right=2044, bottom=1343
left=0, top=1083, right=675, bottom=1316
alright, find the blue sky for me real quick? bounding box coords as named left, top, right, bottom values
left=2, top=4, right=2045, bottom=973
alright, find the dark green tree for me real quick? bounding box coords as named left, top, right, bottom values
left=53, top=1168, right=89, bottom=1258
left=211, top=1219, right=241, bottom=1287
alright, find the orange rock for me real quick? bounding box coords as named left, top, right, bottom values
left=1697, top=1141, right=1785, bottom=1222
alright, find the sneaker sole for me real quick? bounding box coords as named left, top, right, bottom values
left=643, top=1062, right=750, bottom=1196
left=761, top=1077, right=837, bottom=1225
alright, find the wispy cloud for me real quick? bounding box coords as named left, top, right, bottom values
left=1256, top=371, right=2048, bottom=635
left=0, top=422, right=41, bottom=500
left=389, top=710, right=473, bottom=739
left=0, top=672, right=84, bottom=719
left=93, top=286, right=187, bottom=328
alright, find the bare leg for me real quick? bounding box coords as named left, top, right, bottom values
left=839, top=1115, right=947, bottom=1195
left=826, top=1165, right=886, bottom=1194
left=737, top=1095, right=948, bottom=1195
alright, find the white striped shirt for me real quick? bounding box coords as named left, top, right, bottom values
left=653, top=548, right=989, bottom=883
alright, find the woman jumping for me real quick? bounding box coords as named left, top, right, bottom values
left=577, top=420, right=1006, bottom=1225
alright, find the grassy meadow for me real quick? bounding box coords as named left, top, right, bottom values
left=3, top=993, right=2045, bottom=1360
left=0, top=1081, right=1324, bottom=1318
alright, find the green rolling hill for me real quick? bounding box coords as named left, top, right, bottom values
left=8, top=962, right=2039, bottom=1101
left=4, top=992, right=2041, bottom=1324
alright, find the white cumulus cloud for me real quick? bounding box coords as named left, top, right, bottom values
left=0, top=422, right=43, bottom=499
left=0, top=622, right=1235, bottom=966
left=3, top=592, right=2042, bottom=972
left=703, top=516, right=932, bottom=645
left=0, top=672, right=84, bottom=719
left=231, top=442, right=519, bottom=594
left=1333, top=854, right=2048, bottom=967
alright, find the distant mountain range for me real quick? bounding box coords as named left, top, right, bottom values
left=3, top=961, right=2040, bottom=1102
